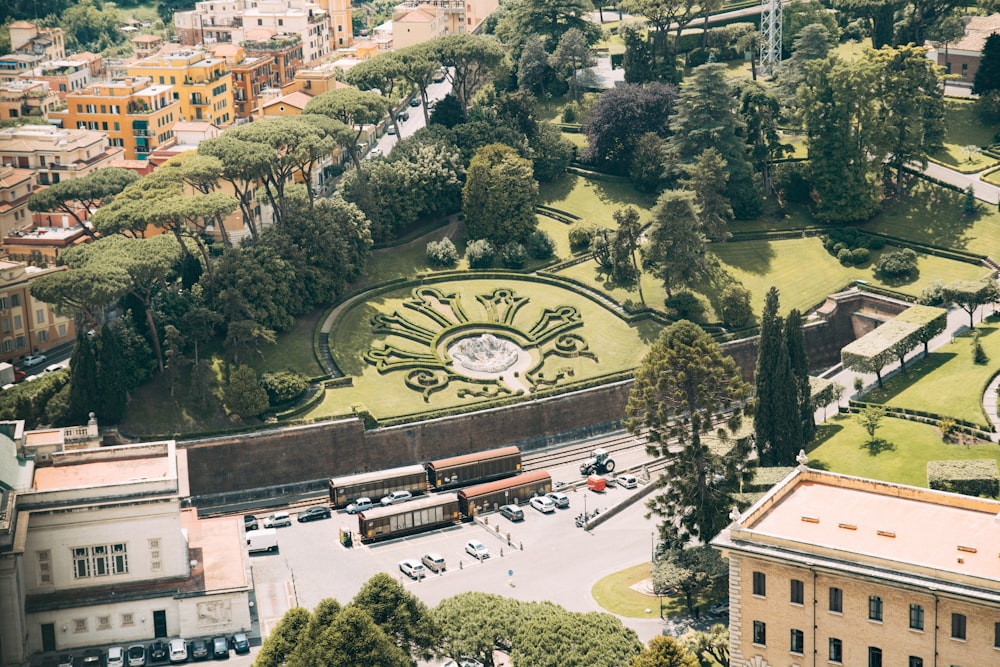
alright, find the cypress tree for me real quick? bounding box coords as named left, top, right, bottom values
left=753, top=288, right=801, bottom=465
left=785, top=308, right=814, bottom=443
left=95, top=323, right=129, bottom=424
left=67, top=329, right=98, bottom=425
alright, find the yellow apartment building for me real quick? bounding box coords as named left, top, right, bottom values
left=51, top=78, right=179, bottom=161
left=0, top=166, right=37, bottom=238
left=713, top=466, right=1000, bottom=667
left=0, top=260, right=76, bottom=361
left=126, top=50, right=234, bottom=127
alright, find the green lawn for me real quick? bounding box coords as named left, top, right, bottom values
left=807, top=414, right=1000, bottom=490
left=591, top=562, right=718, bottom=618
left=314, top=276, right=659, bottom=421
left=864, top=181, right=1000, bottom=257
left=930, top=100, right=1000, bottom=172
left=860, top=324, right=1000, bottom=427
left=538, top=173, right=656, bottom=228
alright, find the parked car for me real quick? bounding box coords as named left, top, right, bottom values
left=397, top=111, right=409, bottom=122
left=616, top=474, right=638, bottom=489
left=106, top=647, right=125, bottom=667
left=263, top=512, right=291, bottom=528
left=43, top=363, right=65, bottom=374
left=409, top=97, right=421, bottom=107
left=127, top=644, right=147, bottom=667
left=13, top=369, right=25, bottom=382
left=297, top=506, right=331, bottom=522
left=22, top=354, right=46, bottom=367
left=546, top=492, right=570, bottom=508
left=57, top=655, right=75, bottom=667
left=399, top=558, right=426, bottom=579
left=345, top=497, right=373, bottom=514
left=243, top=515, right=258, bottom=531
left=499, top=504, right=524, bottom=522
left=380, top=490, right=413, bottom=506
left=82, top=650, right=103, bottom=667
left=465, top=539, right=489, bottom=559
left=211, top=636, right=229, bottom=659
left=366, top=147, right=382, bottom=160
left=529, top=496, right=556, bottom=513
left=386, top=125, right=397, bottom=135
left=421, top=552, right=446, bottom=573
left=190, top=639, right=210, bottom=661
left=168, top=639, right=187, bottom=664
left=149, top=641, right=168, bottom=663
left=230, top=633, right=250, bottom=655
left=709, top=600, right=730, bottom=616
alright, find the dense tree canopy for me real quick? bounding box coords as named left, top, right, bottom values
left=581, top=82, right=677, bottom=176
left=462, top=143, right=538, bottom=247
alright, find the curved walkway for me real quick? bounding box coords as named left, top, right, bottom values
left=984, top=372, right=1000, bottom=439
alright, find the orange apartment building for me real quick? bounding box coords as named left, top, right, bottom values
left=214, top=35, right=304, bottom=119
left=51, top=78, right=179, bottom=161
left=20, top=59, right=92, bottom=99
left=713, top=466, right=1000, bottom=667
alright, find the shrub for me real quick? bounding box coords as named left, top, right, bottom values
left=465, top=239, right=495, bottom=268
left=973, top=331, right=989, bottom=365
left=260, top=371, right=308, bottom=404
left=867, top=236, right=885, bottom=250
left=687, top=47, right=711, bottom=67
left=851, top=247, right=870, bottom=265
left=927, top=459, right=1000, bottom=498
left=562, top=102, right=579, bottom=123
left=568, top=223, right=597, bottom=252
left=664, top=291, right=705, bottom=320
left=874, top=248, right=918, bottom=278
left=918, top=279, right=947, bottom=306
left=718, top=283, right=754, bottom=328
left=500, top=241, right=527, bottom=268
left=426, top=237, right=459, bottom=267
left=527, top=229, right=556, bottom=259
left=837, top=247, right=852, bottom=265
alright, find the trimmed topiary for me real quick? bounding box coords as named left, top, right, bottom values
left=500, top=242, right=528, bottom=269
left=465, top=239, right=495, bottom=268
left=426, top=237, right=459, bottom=267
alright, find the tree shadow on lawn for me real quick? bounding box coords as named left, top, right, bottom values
left=538, top=173, right=578, bottom=208
left=804, top=423, right=842, bottom=471
left=710, top=238, right=777, bottom=276
left=865, top=182, right=972, bottom=250
left=861, top=351, right=956, bottom=404
left=862, top=437, right=895, bottom=456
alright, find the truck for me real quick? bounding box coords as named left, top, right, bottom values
left=247, top=528, right=278, bottom=554
left=580, top=448, right=616, bottom=476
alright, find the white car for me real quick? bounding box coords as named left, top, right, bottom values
left=346, top=497, right=374, bottom=514
left=22, top=354, right=46, bottom=367
left=617, top=474, right=638, bottom=489
left=263, top=512, right=291, bottom=528
left=380, top=490, right=413, bottom=506
left=529, top=496, right=556, bottom=513
left=127, top=644, right=146, bottom=667
left=168, top=638, right=187, bottom=664
left=106, top=647, right=125, bottom=667
left=546, top=491, right=570, bottom=508
left=43, top=363, right=65, bottom=374
left=465, top=539, right=489, bottom=559
left=399, top=559, right=425, bottom=579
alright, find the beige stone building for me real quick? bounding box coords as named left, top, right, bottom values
left=0, top=261, right=76, bottom=360
left=0, top=125, right=124, bottom=186
left=713, top=466, right=1000, bottom=667
left=0, top=431, right=252, bottom=666
left=0, top=166, right=38, bottom=240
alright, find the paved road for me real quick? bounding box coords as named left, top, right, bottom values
left=923, top=160, right=1000, bottom=205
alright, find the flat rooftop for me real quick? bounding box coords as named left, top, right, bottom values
left=722, top=468, right=1000, bottom=590
left=33, top=455, right=170, bottom=490
left=181, top=508, right=247, bottom=590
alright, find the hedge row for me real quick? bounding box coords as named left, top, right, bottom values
left=860, top=230, right=987, bottom=265
left=728, top=227, right=827, bottom=242
left=927, top=459, right=1000, bottom=498
left=847, top=400, right=993, bottom=434
left=565, top=166, right=632, bottom=183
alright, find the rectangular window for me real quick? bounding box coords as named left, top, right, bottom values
left=36, top=308, right=44, bottom=324
left=909, top=658, right=923, bottom=667
left=910, top=604, right=924, bottom=630
left=11, top=294, right=20, bottom=307
left=791, top=579, right=804, bottom=604
left=753, top=571, right=766, bottom=596
left=790, top=628, right=804, bottom=654
left=36, top=550, right=51, bottom=584
left=995, top=622, right=1000, bottom=648
left=97, top=615, right=110, bottom=630
left=829, top=587, right=843, bottom=613
left=112, top=544, right=128, bottom=574
left=73, top=618, right=86, bottom=633
left=58, top=324, right=66, bottom=337
left=869, top=647, right=882, bottom=667
left=829, top=638, right=842, bottom=663
left=37, top=330, right=47, bottom=343
left=753, top=620, right=766, bottom=646
left=73, top=547, right=89, bottom=578
left=2, top=320, right=8, bottom=333
left=122, top=613, right=134, bottom=626
left=952, top=613, right=966, bottom=640
left=869, top=595, right=883, bottom=621
left=92, top=545, right=109, bottom=576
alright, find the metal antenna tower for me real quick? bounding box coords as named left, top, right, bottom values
left=759, top=0, right=782, bottom=78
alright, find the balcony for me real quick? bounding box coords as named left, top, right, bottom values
left=189, top=96, right=209, bottom=106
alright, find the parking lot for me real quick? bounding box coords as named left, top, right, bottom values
left=249, top=471, right=666, bottom=648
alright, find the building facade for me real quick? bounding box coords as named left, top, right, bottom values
left=0, top=434, right=251, bottom=666
left=0, top=167, right=37, bottom=239
left=126, top=50, right=234, bottom=127
left=51, top=78, right=179, bottom=161
left=8, top=23, right=65, bottom=63
left=0, top=261, right=76, bottom=360
left=0, top=125, right=125, bottom=185
left=931, top=14, right=1000, bottom=86
left=20, top=60, right=92, bottom=99
left=713, top=466, right=1000, bottom=667
left=0, top=81, right=61, bottom=123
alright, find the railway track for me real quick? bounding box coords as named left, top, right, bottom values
left=522, top=430, right=651, bottom=472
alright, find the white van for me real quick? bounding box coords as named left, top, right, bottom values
left=247, top=528, right=278, bottom=553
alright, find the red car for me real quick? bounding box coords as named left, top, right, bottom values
left=13, top=369, right=25, bottom=383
